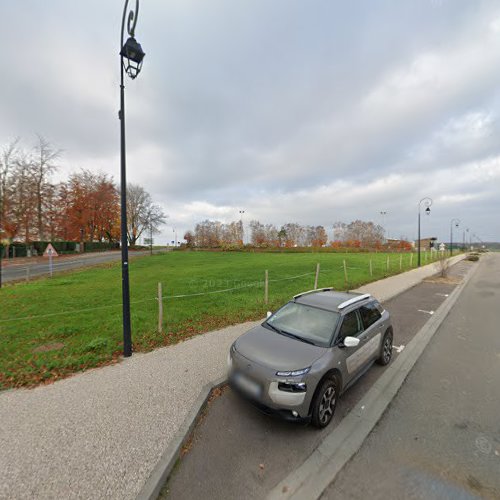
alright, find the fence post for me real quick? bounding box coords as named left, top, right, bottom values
left=424, top=251, right=427, bottom=264
left=265, top=270, right=269, bottom=305
left=157, top=282, right=163, bottom=334
left=399, top=254, right=403, bottom=271
left=343, top=260, right=348, bottom=288
left=49, top=251, right=53, bottom=277
left=410, top=253, right=413, bottom=268
left=386, top=256, right=390, bottom=273
left=314, top=263, right=320, bottom=289
left=369, top=259, right=373, bottom=277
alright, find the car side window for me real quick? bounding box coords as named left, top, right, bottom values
left=359, top=302, right=382, bottom=329
left=338, top=311, right=362, bottom=340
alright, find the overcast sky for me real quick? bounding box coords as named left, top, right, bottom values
left=1, top=0, right=499, bottom=244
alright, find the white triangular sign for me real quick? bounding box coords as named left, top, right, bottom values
left=43, top=243, right=59, bottom=257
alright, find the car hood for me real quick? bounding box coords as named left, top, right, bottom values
left=234, top=324, right=327, bottom=371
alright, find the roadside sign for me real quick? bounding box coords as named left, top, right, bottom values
left=43, top=244, right=59, bottom=257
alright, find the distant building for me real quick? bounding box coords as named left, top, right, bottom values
left=412, top=237, right=437, bottom=252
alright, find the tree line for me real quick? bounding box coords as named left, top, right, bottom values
left=0, top=137, right=166, bottom=247
left=184, top=219, right=391, bottom=249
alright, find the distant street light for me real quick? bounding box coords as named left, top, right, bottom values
left=173, top=228, right=177, bottom=247
left=449, top=218, right=460, bottom=256
left=417, top=197, right=432, bottom=267
left=119, top=0, right=145, bottom=358
left=380, top=211, right=387, bottom=242
left=239, top=210, right=245, bottom=245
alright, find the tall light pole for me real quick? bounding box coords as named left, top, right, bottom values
left=417, top=197, right=432, bottom=267
left=0, top=236, right=3, bottom=289
left=380, top=211, right=387, bottom=243
left=239, top=210, right=245, bottom=245
left=173, top=228, right=177, bottom=247
left=119, top=0, right=145, bottom=357
left=449, top=218, right=460, bottom=256
left=466, top=227, right=470, bottom=250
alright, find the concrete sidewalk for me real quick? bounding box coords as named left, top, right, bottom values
left=0, top=255, right=464, bottom=500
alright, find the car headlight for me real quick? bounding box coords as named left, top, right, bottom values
left=278, top=382, right=307, bottom=393
left=227, top=343, right=236, bottom=368
left=276, top=367, right=310, bottom=377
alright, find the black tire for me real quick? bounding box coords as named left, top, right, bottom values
left=377, top=329, right=393, bottom=366
left=311, top=377, right=339, bottom=429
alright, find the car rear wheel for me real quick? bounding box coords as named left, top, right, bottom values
left=311, top=377, right=338, bottom=429
left=377, top=329, right=393, bottom=366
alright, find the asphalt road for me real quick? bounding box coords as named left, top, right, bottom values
left=322, top=253, right=500, bottom=499
left=161, top=260, right=474, bottom=499
left=0, top=249, right=166, bottom=283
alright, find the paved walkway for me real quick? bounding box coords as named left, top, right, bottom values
left=0, top=255, right=464, bottom=500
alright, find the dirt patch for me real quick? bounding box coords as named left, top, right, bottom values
left=423, top=276, right=462, bottom=285
left=32, top=342, right=65, bottom=353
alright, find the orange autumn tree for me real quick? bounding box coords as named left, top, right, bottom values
left=58, top=170, right=120, bottom=243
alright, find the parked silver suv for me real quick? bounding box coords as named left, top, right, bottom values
left=228, top=288, right=393, bottom=428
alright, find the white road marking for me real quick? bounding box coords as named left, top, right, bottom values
left=418, top=309, right=434, bottom=315
left=393, top=345, right=405, bottom=353
left=435, top=293, right=449, bottom=297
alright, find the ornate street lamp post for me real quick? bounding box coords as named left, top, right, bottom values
left=417, top=197, right=432, bottom=267
left=449, top=218, right=460, bottom=256
left=119, top=0, right=145, bottom=357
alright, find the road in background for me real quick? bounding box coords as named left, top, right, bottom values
left=161, top=261, right=474, bottom=499
left=323, top=253, right=499, bottom=499
left=0, top=249, right=168, bottom=283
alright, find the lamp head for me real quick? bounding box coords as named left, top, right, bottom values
left=121, top=36, right=145, bottom=79
left=425, top=207, right=430, bottom=215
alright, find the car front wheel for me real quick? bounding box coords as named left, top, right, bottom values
left=377, top=329, right=393, bottom=366
left=311, top=377, right=338, bottom=429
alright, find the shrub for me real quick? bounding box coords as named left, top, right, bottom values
left=82, top=337, right=109, bottom=353
left=467, top=254, right=479, bottom=261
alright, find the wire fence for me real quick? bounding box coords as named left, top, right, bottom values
left=0, top=252, right=448, bottom=326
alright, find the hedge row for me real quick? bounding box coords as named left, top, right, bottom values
left=0, top=241, right=120, bottom=258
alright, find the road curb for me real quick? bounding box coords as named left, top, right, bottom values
left=266, top=259, right=480, bottom=500
left=136, top=376, right=227, bottom=500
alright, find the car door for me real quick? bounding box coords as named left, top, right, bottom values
left=335, top=309, right=367, bottom=384
left=357, top=302, right=384, bottom=366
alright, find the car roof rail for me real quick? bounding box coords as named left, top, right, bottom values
left=293, top=287, right=334, bottom=299
left=337, top=293, right=371, bottom=310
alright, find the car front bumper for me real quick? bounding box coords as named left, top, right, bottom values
left=229, top=349, right=314, bottom=419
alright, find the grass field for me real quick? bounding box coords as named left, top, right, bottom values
left=0, top=250, right=440, bottom=389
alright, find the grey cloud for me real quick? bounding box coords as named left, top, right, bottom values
left=1, top=0, right=500, bottom=244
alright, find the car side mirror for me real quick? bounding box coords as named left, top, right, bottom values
left=266, top=311, right=272, bottom=319
left=343, top=336, right=360, bottom=348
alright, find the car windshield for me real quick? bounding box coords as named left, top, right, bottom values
left=265, top=302, right=339, bottom=347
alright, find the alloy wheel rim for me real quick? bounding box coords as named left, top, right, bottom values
left=383, top=336, right=392, bottom=362
left=319, top=386, right=336, bottom=424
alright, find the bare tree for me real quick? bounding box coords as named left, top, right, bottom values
left=10, top=153, right=38, bottom=243
left=126, top=184, right=167, bottom=245
left=0, top=139, right=20, bottom=241
left=344, top=220, right=384, bottom=247
left=31, top=135, right=61, bottom=240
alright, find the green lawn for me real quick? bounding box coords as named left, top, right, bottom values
left=0, top=250, right=438, bottom=389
